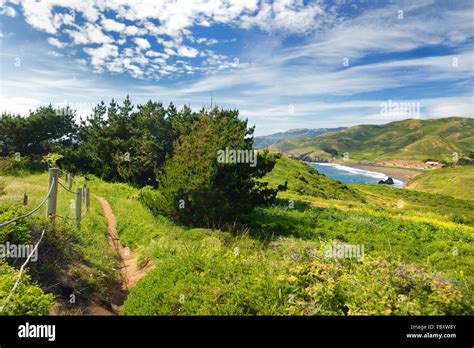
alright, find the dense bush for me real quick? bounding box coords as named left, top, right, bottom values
left=140, top=110, right=279, bottom=226
left=0, top=203, right=33, bottom=245
left=0, top=156, right=47, bottom=176
left=288, top=256, right=469, bottom=315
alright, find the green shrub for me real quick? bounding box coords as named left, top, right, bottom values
left=0, top=203, right=32, bottom=245
left=288, top=256, right=470, bottom=315
left=0, top=261, right=54, bottom=315
left=0, top=156, right=47, bottom=176
left=122, top=236, right=471, bottom=315
left=147, top=111, right=279, bottom=227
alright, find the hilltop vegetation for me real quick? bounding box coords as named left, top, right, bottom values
left=1, top=98, right=280, bottom=228
left=260, top=155, right=364, bottom=202
left=271, top=117, right=474, bottom=163
left=254, top=127, right=345, bottom=149
left=1, top=104, right=473, bottom=316
left=0, top=153, right=473, bottom=315
left=406, top=166, right=474, bottom=200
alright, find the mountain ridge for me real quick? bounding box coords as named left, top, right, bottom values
left=269, top=117, right=474, bottom=163
left=253, top=127, right=346, bottom=148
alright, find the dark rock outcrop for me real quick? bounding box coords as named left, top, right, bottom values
left=378, top=177, right=395, bottom=185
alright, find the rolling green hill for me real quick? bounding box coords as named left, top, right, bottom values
left=261, top=154, right=364, bottom=201
left=253, top=127, right=345, bottom=148
left=271, top=117, right=474, bottom=162
left=406, top=165, right=474, bottom=200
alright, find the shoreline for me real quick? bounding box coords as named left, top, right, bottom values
left=332, top=162, right=423, bottom=183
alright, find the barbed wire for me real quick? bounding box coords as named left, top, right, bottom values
left=0, top=178, right=56, bottom=228
left=0, top=228, right=46, bottom=313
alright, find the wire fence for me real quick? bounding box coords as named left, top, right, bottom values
left=58, top=180, right=75, bottom=194
left=0, top=228, right=46, bottom=313
left=0, top=177, right=55, bottom=228
left=0, top=168, right=90, bottom=313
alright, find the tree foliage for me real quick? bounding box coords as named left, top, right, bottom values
left=141, top=108, right=279, bottom=226
left=1, top=97, right=280, bottom=225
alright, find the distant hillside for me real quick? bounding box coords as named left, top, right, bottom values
left=254, top=127, right=345, bottom=148
left=406, top=166, right=474, bottom=200
left=261, top=155, right=364, bottom=201
left=270, top=117, right=474, bottom=163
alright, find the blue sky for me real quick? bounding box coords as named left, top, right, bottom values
left=0, top=0, right=473, bottom=135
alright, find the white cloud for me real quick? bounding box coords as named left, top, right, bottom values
left=0, top=4, right=16, bottom=17
left=47, top=50, right=63, bottom=57
left=240, top=0, right=324, bottom=34
left=134, top=37, right=151, bottom=50
left=0, top=96, right=42, bottom=115
left=124, top=25, right=146, bottom=36
left=65, top=23, right=112, bottom=45
left=83, top=43, right=119, bottom=69
left=101, top=17, right=126, bottom=32
left=20, top=0, right=56, bottom=33
left=177, top=45, right=199, bottom=58
left=47, top=37, right=67, bottom=48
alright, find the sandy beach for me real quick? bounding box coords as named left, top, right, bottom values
left=338, top=162, right=423, bottom=183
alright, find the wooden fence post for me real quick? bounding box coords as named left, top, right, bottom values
left=82, top=184, right=86, bottom=203
left=68, top=175, right=73, bottom=191
left=84, top=188, right=90, bottom=211
left=75, top=188, right=82, bottom=227
left=23, top=193, right=28, bottom=206
left=47, top=168, right=59, bottom=220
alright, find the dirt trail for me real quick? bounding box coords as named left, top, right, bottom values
left=97, top=196, right=153, bottom=314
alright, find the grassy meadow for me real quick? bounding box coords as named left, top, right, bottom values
left=406, top=166, right=474, bottom=200
left=1, top=156, right=473, bottom=315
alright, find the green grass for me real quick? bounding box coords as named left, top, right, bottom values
left=354, top=184, right=474, bottom=225
left=0, top=172, right=119, bottom=314
left=1, top=156, right=473, bottom=316
left=88, top=158, right=473, bottom=315
left=261, top=155, right=364, bottom=201
left=406, top=166, right=474, bottom=200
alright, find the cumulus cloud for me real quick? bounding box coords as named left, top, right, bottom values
left=101, top=17, right=126, bottom=32
left=65, top=23, right=112, bottom=45
left=177, top=45, right=199, bottom=58
left=3, top=0, right=329, bottom=78
left=47, top=37, right=67, bottom=48
left=83, top=43, right=119, bottom=70
left=133, top=37, right=151, bottom=50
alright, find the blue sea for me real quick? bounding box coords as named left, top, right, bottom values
left=309, top=163, right=405, bottom=188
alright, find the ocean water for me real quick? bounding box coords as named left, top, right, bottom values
left=310, top=163, right=405, bottom=188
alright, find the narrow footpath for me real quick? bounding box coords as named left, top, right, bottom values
left=96, top=196, right=152, bottom=314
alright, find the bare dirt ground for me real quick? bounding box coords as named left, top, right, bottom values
left=97, top=196, right=153, bottom=314
left=50, top=196, right=153, bottom=315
